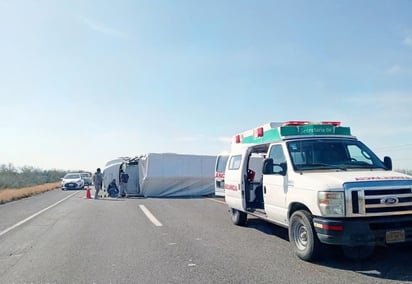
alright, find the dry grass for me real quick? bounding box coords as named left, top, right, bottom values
left=0, top=182, right=61, bottom=204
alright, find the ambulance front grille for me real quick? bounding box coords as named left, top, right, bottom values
left=347, top=186, right=412, bottom=217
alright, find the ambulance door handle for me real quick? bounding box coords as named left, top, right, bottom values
left=263, top=186, right=266, bottom=194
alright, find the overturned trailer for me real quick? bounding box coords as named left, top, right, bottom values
left=103, top=153, right=216, bottom=197
left=138, top=153, right=215, bottom=197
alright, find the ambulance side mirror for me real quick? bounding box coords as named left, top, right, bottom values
left=383, top=156, right=392, bottom=170
left=263, top=159, right=274, bottom=174
left=263, top=159, right=287, bottom=176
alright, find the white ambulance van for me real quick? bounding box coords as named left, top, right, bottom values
left=224, top=121, right=412, bottom=261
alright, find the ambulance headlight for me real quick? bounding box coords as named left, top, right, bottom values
left=318, top=192, right=344, bottom=217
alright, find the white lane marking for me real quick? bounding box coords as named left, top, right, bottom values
left=139, top=205, right=163, bottom=227
left=0, top=192, right=78, bottom=237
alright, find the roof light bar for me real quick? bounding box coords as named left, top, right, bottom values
left=321, top=121, right=341, bottom=126
left=283, top=121, right=341, bottom=127
left=282, top=121, right=310, bottom=126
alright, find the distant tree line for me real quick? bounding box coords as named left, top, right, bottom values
left=0, top=163, right=67, bottom=189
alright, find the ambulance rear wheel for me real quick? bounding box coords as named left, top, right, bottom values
left=289, top=210, right=322, bottom=261
left=231, top=208, right=247, bottom=226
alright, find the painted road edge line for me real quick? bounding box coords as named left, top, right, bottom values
left=0, top=192, right=78, bottom=237
left=139, top=205, right=163, bottom=227
left=206, top=197, right=226, bottom=205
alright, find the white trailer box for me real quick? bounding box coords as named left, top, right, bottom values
left=138, top=153, right=216, bottom=197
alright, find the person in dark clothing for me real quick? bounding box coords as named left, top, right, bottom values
left=107, top=179, right=119, bottom=198
left=118, top=169, right=129, bottom=198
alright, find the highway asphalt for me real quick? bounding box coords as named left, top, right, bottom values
left=0, top=188, right=412, bottom=283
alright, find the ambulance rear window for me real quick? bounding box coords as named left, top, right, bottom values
left=228, top=155, right=242, bottom=170
left=216, top=156, right=229, bottom=172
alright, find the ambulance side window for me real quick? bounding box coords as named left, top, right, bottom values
left=228, top=155, right=242, bottom=170
left=268, top=145, right=286, bottom=164
left=267, top=145, right=287, bottom=175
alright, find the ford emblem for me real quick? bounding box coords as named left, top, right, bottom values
left=380, top=196, right=399, bottom=205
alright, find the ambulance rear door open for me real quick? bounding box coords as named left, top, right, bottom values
left=214, top=154, right=229, bottom=197
left=224, top=146, right=249, bottom=211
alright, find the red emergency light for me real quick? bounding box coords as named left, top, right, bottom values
left=321, top=121, right=341, bottom=126
left=283, top=121, right=341, bottom=127
left=282, top=121, right=309, bottom=126
left=235, top=135, right=242, bottom=143
left=254, top=127, right=264, bottom=138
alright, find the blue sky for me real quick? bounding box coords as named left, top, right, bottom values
left=0, top=0, right=411, bottom=172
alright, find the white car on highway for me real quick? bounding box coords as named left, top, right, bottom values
left=61, top=173, right=85, bottom=190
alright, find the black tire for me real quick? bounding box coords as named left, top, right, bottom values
left=231, top=208, right=247, bottom=226
left=289, top=210, right=322, bottom=261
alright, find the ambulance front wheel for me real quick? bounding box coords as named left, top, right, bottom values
left=231, top=208, right=247, bottom=226
left=289, top=210, right=322, bottom=261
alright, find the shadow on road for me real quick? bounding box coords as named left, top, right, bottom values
left=320, top=244, right=412, bottom=282
left=246, top=217, right=412, bottom=282
left=247, top=218, right=289, bottom=239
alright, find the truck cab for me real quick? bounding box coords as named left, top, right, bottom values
left=224, top=121, right=412, bottom=261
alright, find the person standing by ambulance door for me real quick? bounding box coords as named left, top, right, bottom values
left=118, top=169, right=129, bottom=198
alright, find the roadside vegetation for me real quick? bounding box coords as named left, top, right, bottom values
left=0, top=163, right=67, bottom=204
left=0, top=163, right=66, bottom=189
left=0, top=182, right=61, bottom=204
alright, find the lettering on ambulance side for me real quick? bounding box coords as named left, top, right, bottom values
left=355, top=176, right=412, bottom=181
left=224, top=184, right=238, bottom=191
left=215, top=172, right=225, bottom=178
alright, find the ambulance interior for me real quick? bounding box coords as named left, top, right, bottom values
left=245, top=144, right=269, bottom=210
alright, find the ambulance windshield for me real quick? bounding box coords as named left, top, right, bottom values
left=286, top=138, right=387, bottom=171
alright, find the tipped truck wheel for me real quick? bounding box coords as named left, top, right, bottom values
left=231, top=208, right=247, bottom=226
left=289, top=210, right=323, bottom=261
